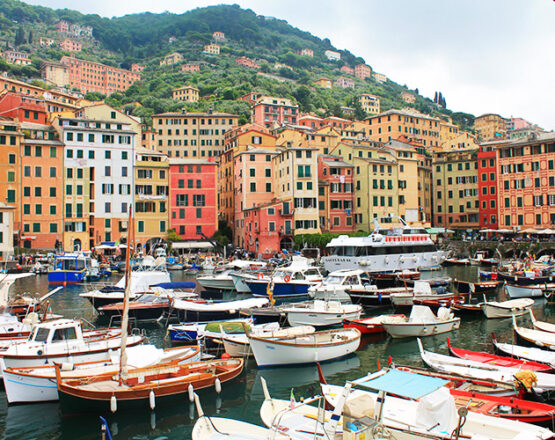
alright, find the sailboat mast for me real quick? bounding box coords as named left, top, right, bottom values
left=119, top=206, right=133, bottom=384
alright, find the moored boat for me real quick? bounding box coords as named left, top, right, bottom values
left=172, top=297, right=269, bottom=322
left=307, top=269, right=372, bottom=301
left=453, top=279, right=501, bottom=294
left=513, top=316, right=555, bottom=350
left=505, top=284, right=546, bottom=299
left=342, top=314, right=405, bottom=335
left=283, top=300, right=362, bottom=327
left=492, top=333, right=555, bottom=369
left=480, top=297, right=534, bottom=319
left=381, top=305, right=460, bottom=338
left=529, top=310, right=555, bottom=333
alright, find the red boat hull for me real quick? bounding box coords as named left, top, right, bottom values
left=343, top=315, right=405, bottom=335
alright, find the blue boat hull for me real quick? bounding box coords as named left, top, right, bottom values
left=48, top=270, right=87, bottom=284
left=245, top=281, right=310, bottom=298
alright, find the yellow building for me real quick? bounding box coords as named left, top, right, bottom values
left=75, top=103, right=142, bottom=138
left=41, top=62, right=70, bottom=88
left=474, top=113, right=507, bottom=141
left=276, top=126, right=341, bottom=155
left=314, top=78, right=332, bottom=89
left=274, top=147, right=320, bottom=235
left=401, top=92, right=416, bottom=104
left=202, top=44, right=220, bottom=55
left=373, top=72, right=387, bottom=83
left=160, top=52, right=183, bottom=66
left=438, top=119, right=479, bottom=151
left=134, top=148, right=169, bottom=249
left=172, top=86, right=199, bottom=103
left=358, top=93, right=380, bottom=115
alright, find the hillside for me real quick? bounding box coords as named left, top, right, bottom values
left=0, top=0, right=475, bottom=128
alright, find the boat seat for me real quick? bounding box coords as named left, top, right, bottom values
left=343, top=394, right=375, bottom=418
left=117, top=365, right=180, bottom=381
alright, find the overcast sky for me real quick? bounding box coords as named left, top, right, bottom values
left=26, top=0, right=555, bottom=130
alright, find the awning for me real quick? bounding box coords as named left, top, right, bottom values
left=519, top=228, right=539, bottom=234
left=20, top=236, right=36, bottom=240
left=355, top=369, right=448, bottom=400
left=95, top=244, right=117, bottom=250
left=171, top=241, right=214, bottom=250
left=426, top=228, right=454, bottom=234
left=537, top=228, right=555, bottom=235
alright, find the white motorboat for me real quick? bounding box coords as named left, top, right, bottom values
left=418, top=338, right=555, bottom=392
left=220, top=325, right=315, bottom=358
left=248, top=327, right=360, bottom=367
left=171, top=297, right=269, bottom=322
left=480, top=298, right=534, bottom=319
left=197, top=270, right=236, bottom=291
left=318, top=369, right=555, bottom=440
left=0, top=313, right=32, bottom=339
left=505, top=284, right=546, bottom=299
left=2, top=345, right=200, bottom=404
left=283, top=300, right=362, bottom=327
left=390, top=281, right=443, bottom=307
left=0, top=273, right=34, bottom=308
left=513, top=316, right=555, bottom=350
left=322, top=216, right=447, bottom=272
left=492, top=334, right=555, bottom=368
left=381, top=305, right=460, bottom=338
left=307, top=269, right=372, bottom=301
left=529, top=309, right=555, bottom=333
left=0, top=319, right=144, bottom=376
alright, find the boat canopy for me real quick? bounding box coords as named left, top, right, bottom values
left=354, top=369, right=448, bottom=400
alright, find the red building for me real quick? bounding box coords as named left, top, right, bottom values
left=243, top=200, right=288, bottom=258
left=169, top=159, right=218, bottom=240
left=181, top=62, right=201, bottom=73
left=478, top=141, right=505, bottom=229
left=252, top=96, right=298, bottom=128
left=239, top=91, right=262, bottom=106
left=235, top=57, right=260, bottom=69
left=0, top=92, right=48, bottom=124
left=318, top=155, right=355, bottom=233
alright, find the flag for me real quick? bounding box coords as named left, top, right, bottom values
left=267, top=283, right=275, bottom=306
left=290, top=388, right=295, bottom=409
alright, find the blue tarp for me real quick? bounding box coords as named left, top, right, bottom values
left=356, top=369, right=448, bottom=400
left=153, top=281, right=196, bottom=289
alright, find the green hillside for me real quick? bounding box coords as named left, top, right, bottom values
left=0, top=0, right=475, bottom=129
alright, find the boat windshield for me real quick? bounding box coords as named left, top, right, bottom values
left=304, top=269, right=321, bottom=277
left=56, top=258, right=86, bottom=271
left=323, top=275, right=344, bottom=285
left=33, top=327, right=50, bottom=342
left=137, top=294, right=164, bottom=303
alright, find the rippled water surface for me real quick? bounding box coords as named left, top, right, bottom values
left=1, top=265, right=553, bottom=439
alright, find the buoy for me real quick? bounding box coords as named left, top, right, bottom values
left=215, top=378, right=222, bottom=394
left=221, top=352, right=230, bottom=359
left=149, top=390, right=155, bottom=410
left=188, top=384, right=194, bottom=402
left=110, top=395, right=117, bottom=413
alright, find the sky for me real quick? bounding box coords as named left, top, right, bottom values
left=25, top=0, right=555, bottom=130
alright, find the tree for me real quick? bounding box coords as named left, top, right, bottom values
left=28, top=31, right=33, bottom=45
left=15, top=26, right=25, bottom=46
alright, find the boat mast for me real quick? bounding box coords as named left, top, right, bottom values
left=118, top=206, right=133, bottom=384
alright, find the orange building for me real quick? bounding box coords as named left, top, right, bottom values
left=401, top=92, right=416, bottom=104
left=58, top=56, right=141, bottom=95
left=59, top=38, right=82, bottom=52
left=340, top=66, right=354, bottom=75
left=0, top=118, right=22, bottom=240
left=235, top=57, right=260, bottom=69
left=181, top=62, right=201, bottom=73
left=131, top=64, right=144, bottom=73
left=19, top=123, right=63, bottom=250
left=354, top=64, right=371, bottom=80
left=314, top=78, right=332, bottom=89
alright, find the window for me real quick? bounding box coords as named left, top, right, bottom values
left=50, top=205, right=56, bottom=215
left=50, top=167, right=56, bottom=178
left=34, top=187, right=41, bottom=197
left=250, top=182, right=256, bottom=192
left=266, top=182, right=272, bottom=192
left=105, top=202, right=111, bottom=213
left=105, top=166, right=111, bottom=177
left=8, top=154, right=15, bottom=164
left=24, top=166, right=31, bottom=177
left=49, top=187, right=56, bottom=197
left=138, top=221, right=144, bottom=233
left=50, top=223, right=57, bottom=233
left=35, top=167, right=41, bottom=177
left=160, top=221, right=166, bottom=233
left=35, top=204, right=42, bottom=215
left=23, top=204, right=30, bottom=215
left=196, top=208, right=202, bottom=218
left=32, top=223, right=40, bottom=233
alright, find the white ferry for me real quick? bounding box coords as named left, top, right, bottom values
left=321, top=217, right=447, bottom=272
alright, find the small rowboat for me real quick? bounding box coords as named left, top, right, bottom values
left=283, top=300, right=362, bottom=327
left=480, top=297, right=534, bottom=319
left=381, top=305, right=460, bottom=338
left=492, top=333, right=555, bottom=369
left=446, top=337, right=552, bottom=372
left=450, top=301, right=483, bottom=314
left=413, top=295, right=465, bottom=310
left=505, top=284, right=546, bottom=299
left=513, top=316, right=555, bottom=350
left=529, top=310, right=555, bottom=333
left=342, top=314, right=405, bottom=335
left=453, top=279, right=501, bottom=294
left=56, top=357, right=244, bottom=413
left=247, top=327, right=360, bottom=367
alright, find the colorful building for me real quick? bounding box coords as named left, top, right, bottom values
left=168, top=159, right=218, bottom=240
left=314, top=78, right=332, bottom=89
left=202, top=44, right=220, bottom=55
left=172, top=86, right=199, bottom=102
left=497, top=133, right=555, bottom=229
left=401, top=92, right=416, bottom=104
left=131, top=64, right=144, bottom=73
left=212, top=31, right=226, bottom=41
left=358, top=93, right=380, bottom=115
left=0, top=92, right=48, bottom=124
left=373, top=72, right=387, bottom=83
left=242, top=200, right=287, bottom=257
left=354, top=64, right=371, bottom=80
left=299, top=48, right=313, bottom=57
left=235, top=57, right=260, bottom=69
left=181, top=62, right=201, bottom=73
left=0, top=202, right=15, bottom=259
left=0, top=118, right=22, bottom=240
left=340, top=66, right=354, bottom=75
left=252, top=96, right=298, bottom=128
left=153, top=111, right=239, bottom=159
left=160, top=52, right=183, bottom=66
left=477, top=140, right=508, bottom=229
left=334, top=77, right=355, bottom=89
left=325, top=50, right=341, bottom=61
left=438, top=119, right=479, bottom=151
left=318, top=155, right=355, bottom=233
left=134, top=148, right=169, bottom=250
left=474, top=113, right=507, bottom=141
left=432, top=149, right=479, bottom=230
left=40, top=62, right=70, bottom=88
left=59, top=38, right=82, bottom=52
left=19, top=122, right=63, bottom=250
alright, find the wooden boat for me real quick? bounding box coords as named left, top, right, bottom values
left=3, top=345, right=200, bottom=404
left=497, top=271, right=555, bottom=286
left=446, top=337, right=552, bottom=372
left=0, top=319, right=144, bottom=375
left=492, top=333, right=555, bottom=369
left=283, top=300, right=362, bottom=327
left=390, top=281, right=459, bottom=308
left=4, top=286, right=62, bottom=318
left=342, top=314, right=405, bottom=335
left=0, top=313, right=32, bottom=339
left=172, top=297, right=269, bottom=322
left=381, top=305, right=460, bottom=338
left=220, top=325, right=315, bottom=358
left=346, top=286, right=413, bottom=308
left=56, top=357, right=244, bottom=413
left=403, top=276, right=451, bottom=287
left=513, top=316, right=555, bottom=350
left=450, top=297, right=483, bottom=314
left=505, top=284, right=546, bottom=299
left=529, top=310, right=555, bottom=333
left=480, top=297, right=534, bottom=319
left=453, top=279, right=500, bottom=294
left=418, top=338, right=555, bottom=392
left=247, top=327, right=360, bottom=367
left=413, top=295, right=465, bottom=310
left=442, top=257, right=470, bottom=266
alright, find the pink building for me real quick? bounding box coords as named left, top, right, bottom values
left=169, top=159, right=218, bottom=240
left=233, top=147, right=279, bottom=249
left=243, top=200, right=289, bottom=257
left=235, top=56, right=260, bottom=69
left=131, top=64, right=145, bottom=73
left=252, top=96, right=299, bottom=128
left=56, top=20, right=69, bottom=33
left=298, top=114, right=325, bottom=129
left=354, top=63, right=372, bottom=80
left=213, top=31, right=226, bottom=41
left=340, top=66, right=354, bottom=75
left=239, top=91, right=262, bottom=105
left=300, top=48, right=313, bottom=57
left=59, top=38, right=82, bottom=52
left=181, top=62, right=201, bottom=73
left=318, top=155, right=355, bottom=233
left=334, top=77, right=355, bottom=89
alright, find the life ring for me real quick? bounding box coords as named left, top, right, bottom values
left=283, top=274, right=291, bottom=283
left=257, top=273, right=264, bottom=280
left=544, top=291, right=552, bottom=300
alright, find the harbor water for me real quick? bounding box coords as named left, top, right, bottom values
left=1, top=265, right=553, bottom=440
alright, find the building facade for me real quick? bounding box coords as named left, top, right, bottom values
left=354, top=64, right=372, bottom=80
left=358, top=93, right=380, bottom=115
left=474, top=114, right=507, bottom=142
left=252, top=96, right=298, bottom=128
left=172, top=86, right=199, bottom=102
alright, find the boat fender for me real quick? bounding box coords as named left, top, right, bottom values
left=149, top=390, right=155, bottom=410
left=215, top=378, right=222, bottom=394
left=258, top=272, right=264, bottom=280
left=188, top=384, right=194, bottom=402
left=385, top=256, right=390, bottom=264
left=422, top=327, right=428, bottom=333
left=110, top=395, right=117, bottom=413
left=61, top=362, right=74, bottom=371
left=433, top=326, right=438, bottom=333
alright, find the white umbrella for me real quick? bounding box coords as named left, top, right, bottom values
left=538, top=228, right=555, bottom=235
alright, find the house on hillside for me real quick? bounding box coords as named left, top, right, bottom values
left=213, top=31, right=226, bottom=41
left=314, top=78, right=332, bottom=89
left=300, top=48, right=314, bottom=57
left=172, top=85, right=199, bottom=102
left=160, top=52, right=183, bottom=66
left=401, top=92, right=416, bottom=104
left=325, top=50, right=340, bottom=61
left=59, top=38, right=82, bottom=52
left=202, top=44, right=220, bottom=55
left=235, top=56, right=260, bottom=69
left=373, top=72, right=387, bottom=83
left=334, top=77, right=355, bottom=89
